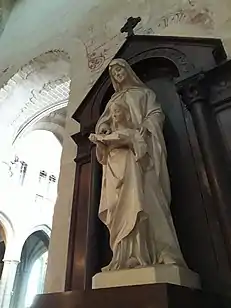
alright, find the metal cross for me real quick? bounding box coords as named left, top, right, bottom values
left=120, top=16, right=141, bottom=37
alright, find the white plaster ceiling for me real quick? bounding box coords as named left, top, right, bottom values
left=0, top=50, right=70, bottom=159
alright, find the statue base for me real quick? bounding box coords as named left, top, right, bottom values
left=92, top=265, right=200, bottom=290
left=31, top=283, right=225, bottom=308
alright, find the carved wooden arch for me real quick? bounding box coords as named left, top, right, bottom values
left=89, top=47, right=195, bottom=126
left=69, top=35, right=229, bottom=293
left=74, top=35, right=226, bottom=133
left=126, top=47, right=195, bottom=75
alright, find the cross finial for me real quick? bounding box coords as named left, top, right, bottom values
left=120, top=16, right=141, bottom=37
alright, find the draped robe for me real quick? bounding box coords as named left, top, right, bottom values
left=95, top=86, right=186, bottom=271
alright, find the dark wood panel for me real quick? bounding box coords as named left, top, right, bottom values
left=217, top=108, right=231, bottom=163
left=32, top=291, right=81, bottom=308
left=181, top=106, right=231, bottom=290
left=32, top=284, right=224, bottom=308
left=66, top=162, right=91, bottom=290
left=146, top=77, right=221, bottom=283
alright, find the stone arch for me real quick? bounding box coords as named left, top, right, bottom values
left=0, top=212, right=14, bottom=244
left=0, top=223, right=5, bottom=279
left=28, top=224, right=51, bottom=240
left=12, top=105, right=67, bottom=146
left=28, top=123, right=65, bottom=146
left=11, top=226, right=51, bottom=264
left=0, top=48, right=71, bottom=87
left=0, top=48, right=70, bottom=161
left=21, top=228, right=50, bottom=263
left=11, top=228, right=51, bottom=308
left=18, top=225, right=51, bottom=253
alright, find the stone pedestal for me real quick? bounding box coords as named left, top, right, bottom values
left=92, top=265, right=201, bottom=290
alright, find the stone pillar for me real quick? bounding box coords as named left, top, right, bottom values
left=12, top=268, right=30, bottom=308
left=177, top=73, right=231, bottom=265
left=43, top=42, right=89, bottom=293
left=0, top=260, right=19, bottom=308
left=44, top=134, right=77, bottom=293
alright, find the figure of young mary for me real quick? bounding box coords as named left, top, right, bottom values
left=89, top=58, right=186, bottom=271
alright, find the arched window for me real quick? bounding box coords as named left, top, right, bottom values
left=25, top=251, right=48, bottom=308
left=47, top=174, right=56, bottom=200
left=14, top=130, right=62, bottom=204
left=10, top=231, right=49, bottom=308
left=19, top=161, right=27, bottom=185
left=37, top=170, right=47, bottom=198
left=10, top=156, right=28, bottom=186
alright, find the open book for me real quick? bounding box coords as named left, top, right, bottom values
left=89, top=130, right=131, bottom=146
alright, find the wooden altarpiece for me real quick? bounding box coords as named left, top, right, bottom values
left=32, top=33, right=231, bottom=308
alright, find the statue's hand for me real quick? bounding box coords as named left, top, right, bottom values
left=89, top=134, right=97, bottom=143
left=89, top=134, right=106, bottom=149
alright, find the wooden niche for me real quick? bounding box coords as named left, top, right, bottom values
left=67, top=34, right=231, bottom=300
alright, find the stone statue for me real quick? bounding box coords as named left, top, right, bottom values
left=89, top=58, right=186, bottom=272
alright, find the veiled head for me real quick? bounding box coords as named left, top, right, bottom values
left=109, top=58, right=145, bottom=92
left=110, top=65, right=128, bottom=84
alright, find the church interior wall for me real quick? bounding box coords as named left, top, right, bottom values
left=1, top=0, right=231, bottom=295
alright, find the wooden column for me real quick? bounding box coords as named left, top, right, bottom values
left=65, top=125, right=104, bottom=291
left=177, top=73, right=231, bottom=268
left=65, top=132, right=92, bottom=291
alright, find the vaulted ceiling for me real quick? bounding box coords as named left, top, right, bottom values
left=0, top=50, right=70, bottom=159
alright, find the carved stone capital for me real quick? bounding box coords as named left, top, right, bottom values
left=177, top=73, right=208, bottom=111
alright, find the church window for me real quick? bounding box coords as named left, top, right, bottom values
left=37, top=170, right=47, bottom=198
left=47, top=174, right=57, bottom=200
left=19, top=161, right=27, bottom=186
